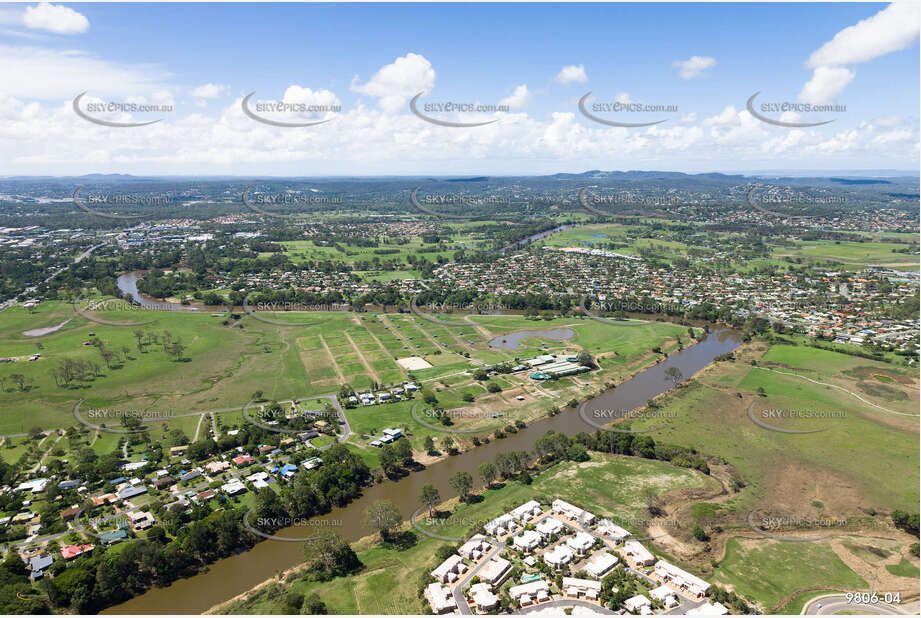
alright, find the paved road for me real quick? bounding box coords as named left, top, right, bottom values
left=516, top=598, right=617, bottom=614
left=803, top=595, right=904, bottom=615
left=451, top=538, right=506, bottom=614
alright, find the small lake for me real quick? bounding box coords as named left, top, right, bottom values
left=488, top=328, right=576, bottom=350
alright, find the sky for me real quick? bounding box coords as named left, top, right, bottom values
left=0, top=1, right=918, bottom=176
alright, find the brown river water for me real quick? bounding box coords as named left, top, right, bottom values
left=105, top=327, right=741, bottom=614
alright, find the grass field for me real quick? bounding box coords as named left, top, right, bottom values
left=715, top=538, right=867, bottom=612
left=217, top=453, right=718, bottom=615
left=623, top=341, right=919, bottom=611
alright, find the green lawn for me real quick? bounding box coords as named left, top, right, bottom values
left=715, top=537, right=867, bottom=612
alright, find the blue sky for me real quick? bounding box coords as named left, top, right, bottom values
left=0, top=2, right=918, bottom=175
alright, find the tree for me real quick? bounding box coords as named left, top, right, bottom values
left=643, top=487, right=662, bottom=516
left=664, top=366, right=683, bottom=388
left=576, top=351, right=596, bottom=368
left=302, top=529, right=361, bottom=575
left=419, top=484, right=440, bottom=517
left=449, top=471, right=473, bottom=502
left=478, top=462, right=497, bottom=488
left=362, top=500, right=402, bottom=541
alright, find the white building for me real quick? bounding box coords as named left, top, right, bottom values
left=510, top=500, right=543, bottom=522
left=468, top=582, right=499, bottom=612
left=458, top=534, right=491, bottom=560
left=478, top=556, right=511, bottom=586
left=551, top=498, right=596, bottom=524
left=585, top=551, right=619, bottom=579
left=687, top=601, right=729, bottom=615
left=649, top=584, right=680, bottom=608
left=508, top=579, right=551, bottom=607
left=624, top=540, right=655, bottom=567
left=484, top=513, right=517, bottom=536
left=562, top=577, right=602, bottom=600
left=597, top=518, right=631, bottom=543
left=653, top=560, right=711, bottom=598
left=536, top=516, right=564, bottom=537
left=543, top=544, right=574, bottom=568
left=566, top=531, right=595, bottom=554
left=625, top=594, right=652, bottom=613
left=221, top=479, right=246, bottom=495
left=431, top=554, right=467, bottom=583
left=513, top=529, right=542, bottom=552
left=246, top=471, right=271, bottom=489
left=424, top=582, right=457, bottom=614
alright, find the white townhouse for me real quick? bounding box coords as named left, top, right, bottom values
left=585, top=551, right=619, bottom=579
left=431, top=554, right=467, bottom=583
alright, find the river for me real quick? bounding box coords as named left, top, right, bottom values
left=106, top=327, right=741, bottom=614
left=116, top=271, right=206, bottom=312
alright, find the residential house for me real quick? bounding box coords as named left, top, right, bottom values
left=597, top=518, right=631, bottom=543
left=624, top=594, right=652, bottom=613
left=551, top=498, right=596, bottom=524
left=477, top=556, right=511, bottom=586
left=561, top=577, right=602, bottom=600
left=508, top=580, right=551, bottom=607
left=458, top=534, right=491, bottom=560
left=468, top=582, right=499, bottom=612
left=624, top=540, right=655, bottom=567
left=484, top=513, right=517, bottom=536
left=649, top=584, right=680, bottom=609
left=653, top=560, right=710, bottom=599
left=430, top=554, right=467, bottom=583
left=543, top=544, right=574, bottom=568
left=566, top=531, right=595, bottom=555
left=61, top=543, right=94, bottom=560
left=129, top=511, right=155, bottom=530
left=686, top=602, right=729, bottom=615
left=510, top=500, right=543, bottom=522
left=424, top=582, right=457, bottom=614
left=585, top=551, right=619, bottom=579
left=512, top=529, right=542, bottom=552
left=535, top=516, right=564, bottom=537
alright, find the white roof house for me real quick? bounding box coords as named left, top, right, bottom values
left=566, top=531, right=595, bottom=554
left=221, top=479, right=246, bottom=495
left=625, top=594, right=652, bottom=612
left=551, top=498, right=596, bottom=524
left=424, top=582, right=457, bottom=614
left=585, top=551, right=619, bottom=579
left=543, top=544, right=574, bottom=568
left=597, top=518, right=631, bottom=543
left=431, top=554, right=467, bottom=583
left=513, top=529, right=542, bottom=551
left=508, top=579, right=551, bottom=607
left=654, top=560, right=711, bottom=598
left=649, top=584, right=680, bottom=608
left=458, top=534, right=491, bottom=560
left=687, top=602, right=729, bottom=615
left=510, top=500, right=543, bottom=522
left=477, top=556, right=511, bottom=586
left=468, top=582, right=499, bottom=611
left=562, top=577, right=602, bottom=600
left=246, top=471, right=271, bottom=489
left=16, top=479, right=48, bottom=494
left=484, top=513, right=517, bottom=536
left=624, top=540, right=655, bottom=566
left=535, top=516, right=564, bottom=537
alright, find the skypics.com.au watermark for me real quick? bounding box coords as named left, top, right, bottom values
left=410, top=92, right=505, bottom=128
left=85, top=407, right=173, bottom=421
left=242, top=186, right=342, bottom=219
left=73, top=92, right=172, bottom=128
left=241, top=92, right=340, bottom=128
left=746, top=186, right=848, bottom=220
left=747, top=92, right=845, bottom=128
left=747, top=402, right=846, bottom=434
left=578, top=92, right=677, bottom=127
left=243, top=509, right=343, bottom=542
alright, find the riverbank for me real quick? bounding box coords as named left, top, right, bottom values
left=103, top=328, right=741, bottom=614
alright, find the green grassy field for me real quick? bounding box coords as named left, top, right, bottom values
left=218, top=453, right=717, bottom=615
left=715, top=538, right=867, bottom=612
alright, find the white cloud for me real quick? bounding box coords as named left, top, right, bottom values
left=673, top=56, right=716, bottom=79
left=350, top=52, right=435, bottom=113
left=555, top=64, right=588, bottom=84
left=615, top=92, right=632, bottom=104
left=23, top=2, right=89, bottom=34
left=799, top=3, right=919, bottom=104
left=191, top=83, right=228, bottom=99
left=0, top=43, right=168, bottom=99
left=807, top=2, right=920, bottom=68
left=500, top=85, right=531, bottom=109
left=798, top=65, right=855, bottom=104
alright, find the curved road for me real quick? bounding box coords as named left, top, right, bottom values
left=803, top=595, right=905, bottom=615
